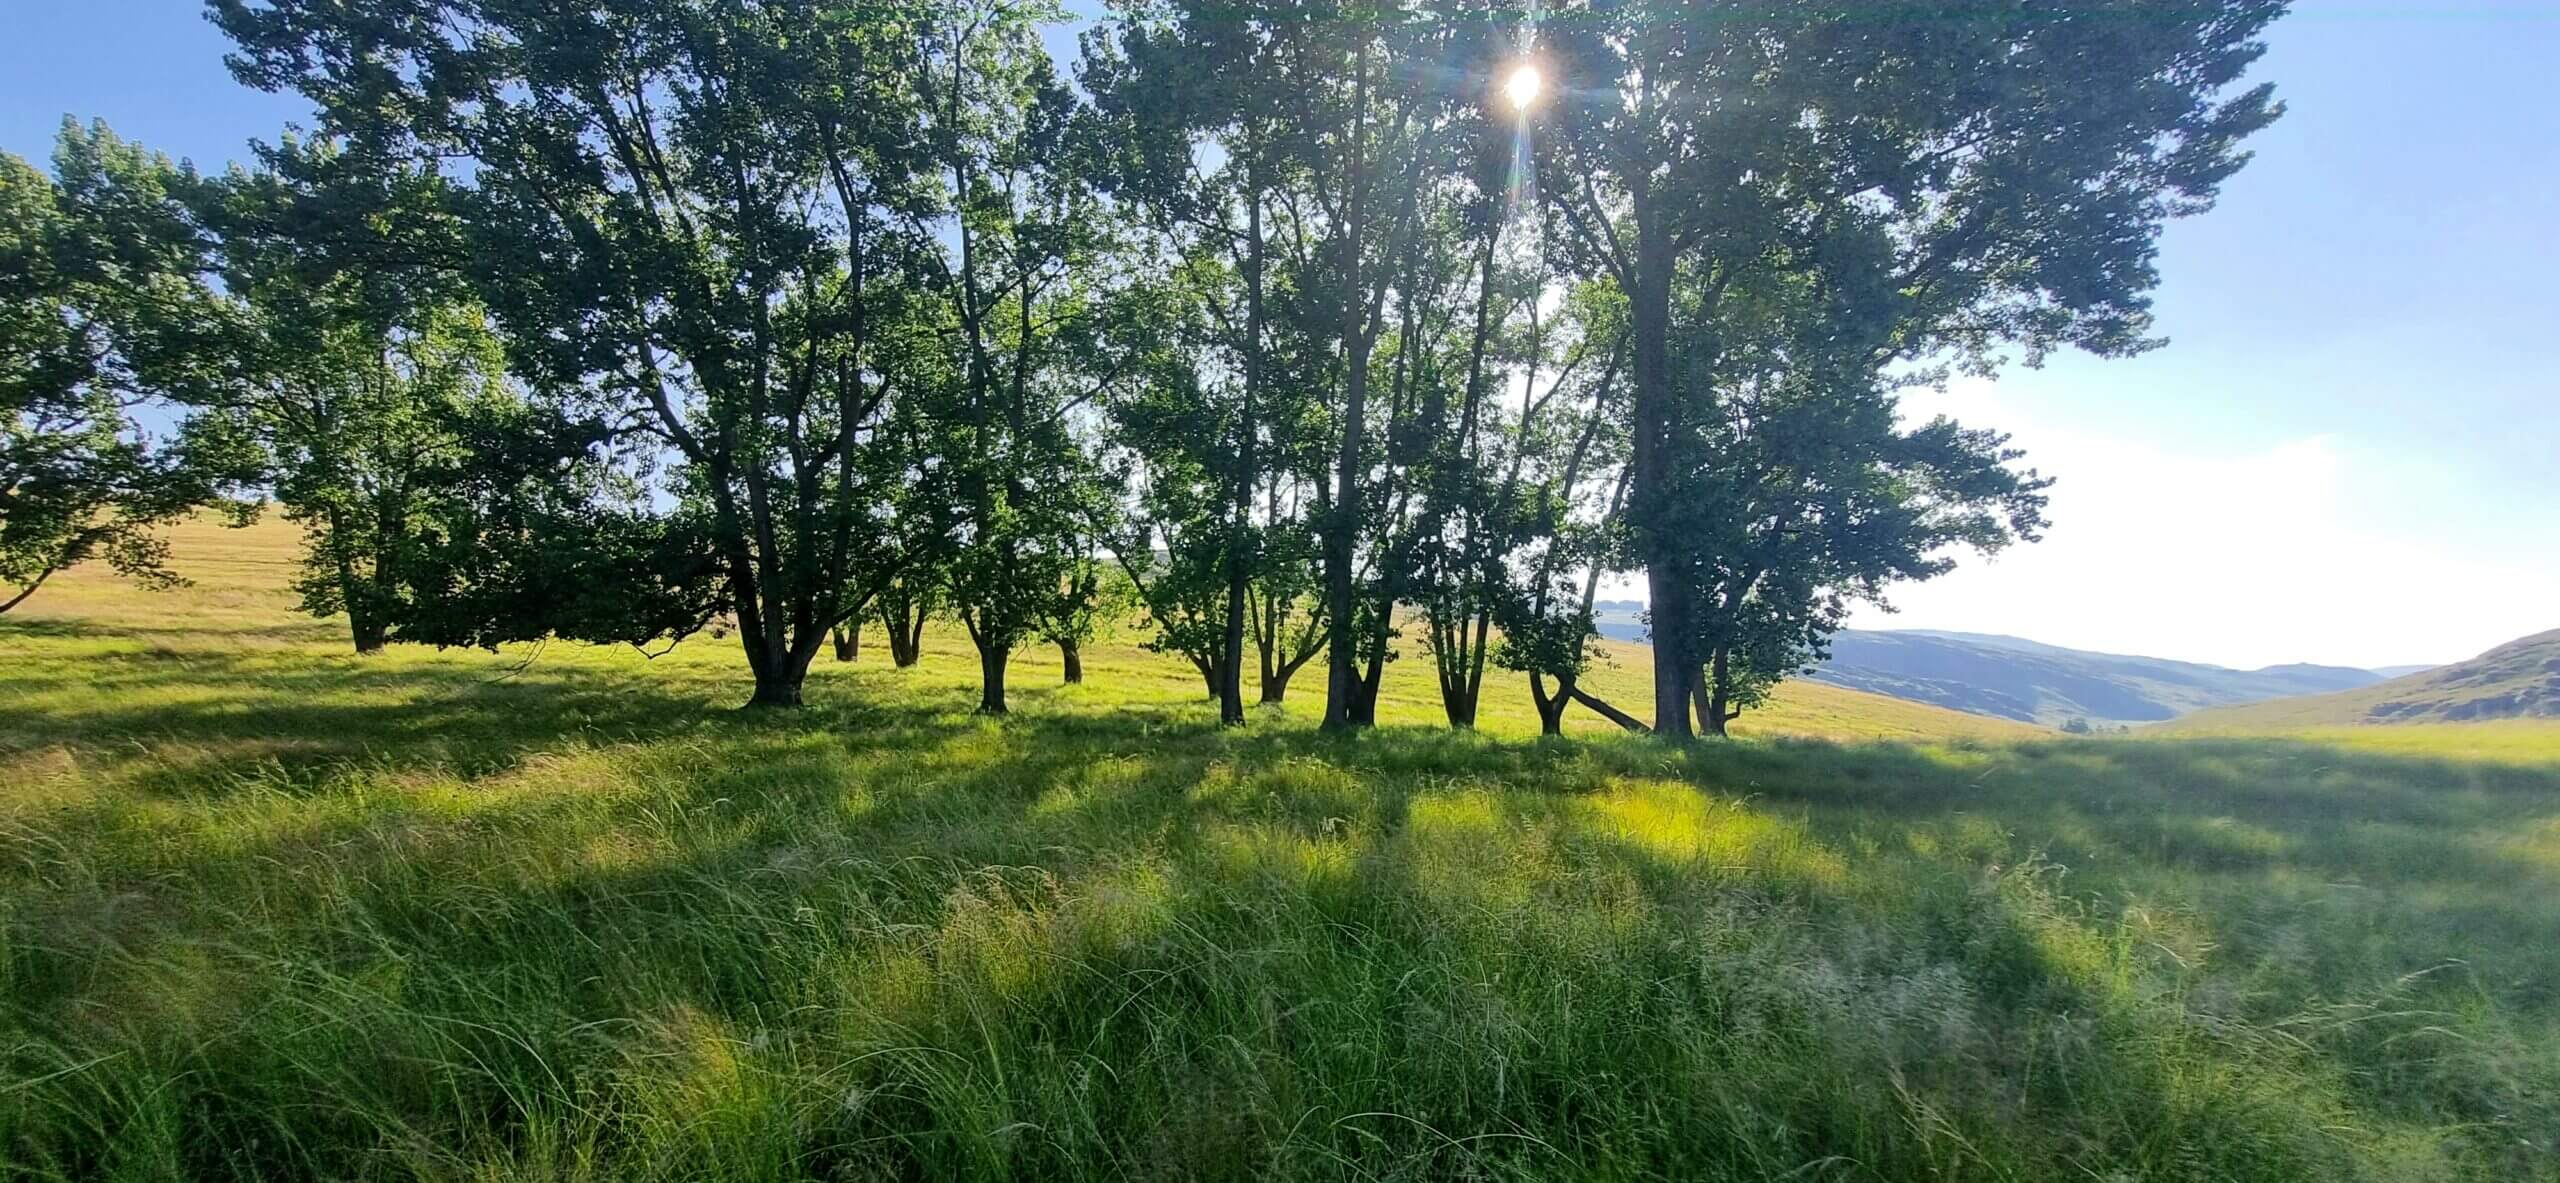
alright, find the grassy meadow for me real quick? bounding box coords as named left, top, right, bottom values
left=3, top=518, right=2557, bottom=1181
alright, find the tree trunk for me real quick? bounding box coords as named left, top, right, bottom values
left=1218, top=174, right=1263, bottom=730
left=1442, top=687, right=1478, bottom=730
left=832, top=626, right=859, bottom=663
left=1698, top=646, right=1734, bottom=738
left=349, top=610, right=387, bottom=655
left=744, top=636, right=814, bottom=709
left=749, top=672, right=806, bottom=708
left=976, top=638, right=1010, bottom=716
left=1059, top=638, right=1083, bottom=685
left=1532, top=672, right=1572, bottom=737
left=1219, top=574, right=1249, bottom=724
left=882, top=601, right=924, bottom=668
left=1625, top=192, right=1695, bottom=741
left=1353, top=645, right=1386, bottom=728
left=332, top=513, right=384, bottom=654
left=1571, top=685, right=1651, bottom=735
left=1322, top=50, right=1374, bottom=734
left=1440, top=644, right=1479, bottom=729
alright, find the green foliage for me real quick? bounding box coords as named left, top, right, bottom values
left=908, top=1, right=1129, bottom=713
left=177, top=143, right=539, bottom=653
left=0, top=124, right=255, bottom=615
left=215, top=0, right=952, bottom=704
left=1536, top=0, right=2288, bottom=735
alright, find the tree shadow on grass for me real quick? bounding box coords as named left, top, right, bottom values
left=8, top=655, right=2559, bottom=1180
left=0, top=608, right=344, bottom=648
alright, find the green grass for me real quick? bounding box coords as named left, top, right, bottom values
left=3, top=520, right=2556, bottom=1181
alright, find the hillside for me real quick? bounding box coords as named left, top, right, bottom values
left=5, top=517, right=2042, bottom=747
left=2167, top=628, right=2560, bottom=731
left=1591, top=601, right=2385, bottom=727
left=1810, top=629, right=2389, bottom=726
left=4, top=520, right=2557, bottom=1182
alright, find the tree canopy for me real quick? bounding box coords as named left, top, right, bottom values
left=1, top=0, right=2286, bottom=731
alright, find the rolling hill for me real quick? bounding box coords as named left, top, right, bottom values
left=5, top=516, right=2041, bottom=745
left=2166, top=628, right=2560, bottom=730
left=1591, top=601, right=2389, bottom=727
left=1806, top=630, right=2391, bottom=727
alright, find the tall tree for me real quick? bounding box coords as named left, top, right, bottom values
left=1536, top=0, right=2287, bottom=736
left=1085, top=1, right=1356, bottom=726
left=216, top=0, right=945, bottom=706
left=1298, top=12, right=1528, bottom=731
left=169, top=138, right=523, bottom=653
left=1, top=124, right=252, bottom=618
left=915, top=0, right=1127, bottom=715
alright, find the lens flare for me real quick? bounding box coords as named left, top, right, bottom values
left=1504, top=64, right=1544, bottom=112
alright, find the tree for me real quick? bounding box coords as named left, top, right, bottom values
left=1103, top=295, right=1251, bottom=701
left=216, top=0, right=945, bottom=706
left=1413, top=242, right=1617, bottom=729
left=1488, top=285, right=1636, bottom=736
left=172, top=139, right=526, bottom=653
left=913, top=0, right=1128, bottom=715
left=1536, top=0, right=2287, bottom=737
left=1, top=125, right=252, bottom=618
left=1656, top=243, right=2052, bottom=736
left=1085, top=1, right=1363, bottom=726
left=874, top=575, right=937, bottom=669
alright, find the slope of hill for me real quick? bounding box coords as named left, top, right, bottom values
left=2166, top=629, right=2560, bottom=731
left=5, top=517, right=2041, bottom=746
left=1807, top=630, right=2390, bottom=727
left=1591, top=601, right=2387, bottom=727
left=2372, top=663, right=2441, bottom=679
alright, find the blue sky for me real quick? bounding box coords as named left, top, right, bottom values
left=6, top=2, right=2553, bottom=670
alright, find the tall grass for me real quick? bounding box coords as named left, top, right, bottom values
left=2, top=521, right=2555, bottom=1180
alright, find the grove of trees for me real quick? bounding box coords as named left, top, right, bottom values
left=2, top=0, right=2286, bottom=735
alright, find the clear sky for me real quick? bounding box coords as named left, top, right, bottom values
left=6, top=2, right=2553, bottom=672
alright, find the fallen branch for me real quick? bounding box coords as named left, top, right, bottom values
left=1570, top=687, right=1651, bottom=734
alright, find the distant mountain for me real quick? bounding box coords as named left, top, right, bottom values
left=2371, top=664, right=2441, bottom=679
left=1803, top=631, right=2388, bottom=727
left=2166, top=630, right=2560, bottom=730
left=1582, top=606, right=2393, bottom=728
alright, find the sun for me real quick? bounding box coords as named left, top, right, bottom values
left=1504, top=63, right=1544, bottom=112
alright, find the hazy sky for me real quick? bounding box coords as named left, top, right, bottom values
left=5, top=2, right=2552, bottom=671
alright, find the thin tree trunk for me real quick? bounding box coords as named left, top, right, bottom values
left=832, top=626, right=859, bottom=663
left=881, top=599, right=924, bottom=668
left=1698, top=646, right=1740, bottom=738
left=1218, top=171, right=1263, bottom=730
left=1059, top=638, right=1083, bottom=685
left=1322, top=49, right=1374, bottom=733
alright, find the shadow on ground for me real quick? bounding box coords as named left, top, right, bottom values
left=5, top=634, right=2557, bottom=1182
